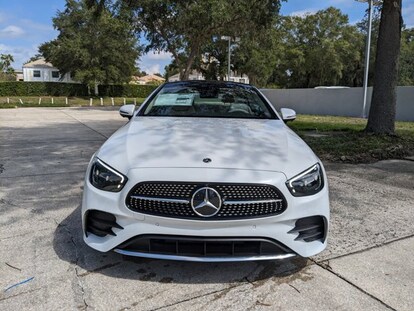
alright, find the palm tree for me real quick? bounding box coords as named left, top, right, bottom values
left=0, top=54, right=14, bottom=72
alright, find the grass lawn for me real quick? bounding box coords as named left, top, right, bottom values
left=0, top=96, right=146, bottom=108
left=289, top=115, right=414, bottom=163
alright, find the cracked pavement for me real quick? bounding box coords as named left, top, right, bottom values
left=1, top=107, right=413, bottom=310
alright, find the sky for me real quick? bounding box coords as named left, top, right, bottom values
left=1, top=0, right=413, bottom=74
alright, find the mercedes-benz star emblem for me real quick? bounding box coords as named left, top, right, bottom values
left=191, top=187, right=222, bottom=217
left=203, top=158, right=212, bottom=163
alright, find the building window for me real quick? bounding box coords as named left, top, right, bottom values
left=239, top=78, right=246, bottom=84
left=33, top=70, right=41, bottom=78
left=52, top=71, right=60, bottom=78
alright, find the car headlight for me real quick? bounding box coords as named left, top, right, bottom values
left=286, top=163, right=324, bottom=197
left=90, top=158, right=127, bottom=192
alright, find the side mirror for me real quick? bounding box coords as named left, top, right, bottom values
left=280, top=108, right=296, bottom=123
left=119, top=104, right=135, bottom=119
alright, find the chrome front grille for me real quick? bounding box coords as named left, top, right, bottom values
left=126, top=182, right=287, bottom=220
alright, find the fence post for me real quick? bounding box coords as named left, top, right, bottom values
left=51, top=97, right=54, bottom=105
left=7, top=97, right=10, bottom=104
left=65, top=97, right=68, bottom=105
left=19, top=99, right=23, bottom=105
left=111, top=97, right=114, bottom=106
left=123, top=98, right=126, bottom=105
left=100, top=97, right=103, bottom=106
left=134, top=98, right=136, bottom=105
left=89, top=98, right=93, bottom=106
left=39, top=97, right=41, bottom=105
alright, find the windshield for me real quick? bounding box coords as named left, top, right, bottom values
left=140, top=82, right=277, bottom=119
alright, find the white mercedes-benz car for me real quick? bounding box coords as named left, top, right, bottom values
left=82, top=81, right=329, bottom=262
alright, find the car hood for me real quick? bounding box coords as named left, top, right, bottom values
left=97, top=117, right=319, bottom=179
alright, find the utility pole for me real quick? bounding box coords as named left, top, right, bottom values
left=227, top=37, right=231, bottom=81
left=356, top=0, right=375, bottom=118
left=220, top=36, right=240, bottom=81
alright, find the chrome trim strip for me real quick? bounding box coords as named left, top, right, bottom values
left=223, top=199, right=283, bottom=205
left=113, top=249, right=296, bottom=262
left=130, top=195, right=190, bottom=204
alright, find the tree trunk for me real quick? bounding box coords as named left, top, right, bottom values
left=365, top=0, right=402, bottom=134
left=94, top=81, right=99, bottom=96
left=180, top=46, right=198, bottom=80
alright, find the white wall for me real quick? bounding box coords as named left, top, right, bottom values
left=261, top=87, right=414, bottom=122
left=226, top=74, right=249, bottom=84
left=168, top=72, right=249, bottom=83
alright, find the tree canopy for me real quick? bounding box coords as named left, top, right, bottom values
left=0, top=53, right=15, bottom=74
left=126, top=0, right=282, bottom=80
left=399, top=28, right=414, bottom=86
left=0, top=53, right=15, bottom=81
left=40, top=0, right=140, bottom=94
left=39, top=1, right=414, bottom=92
left=271, top=8, right=363, bottom=88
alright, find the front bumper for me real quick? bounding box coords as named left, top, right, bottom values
left=82, top=167, right=330, bottom=261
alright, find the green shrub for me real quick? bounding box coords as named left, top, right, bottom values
left=0, top=82, right=88, bottom=96
left=0, top=81, right=158, bottom=97
left=98, top=84, right=157, bottom=97
left=0, top=73, right=16, bottom=82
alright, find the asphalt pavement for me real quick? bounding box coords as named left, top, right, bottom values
left=0, top=107, right=413, bottom=311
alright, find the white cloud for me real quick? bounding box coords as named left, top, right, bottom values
left=19, top=19, right=54, bottom=32
left=0, top=12, right=7, bottom=24
left=145, top=50, right=173, bottom=61
left=0, top=25, right=25, bottom=38
left=328, top=0, right=353, bottom=6
left=0, top=43, right=38, bottom=70
left=141, top=63, right=161, bottom=75
left=290, top=9, right=318, bottom=17
left=139, top=50, right=173, bottom=74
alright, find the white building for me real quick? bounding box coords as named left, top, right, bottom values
left=168, top=70, right=249, bottom=84
left=225, top=72, right=249, bottom=84
left=130, top=74, right=166, bottom=85
left=168, top=70, right=204, bottom=82
left=23, top=58, right=75, bottom=83
left=14, top=70, right=23, bottom=81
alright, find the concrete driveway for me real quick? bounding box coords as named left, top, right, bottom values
left=1, top=107, right=413, bottom=311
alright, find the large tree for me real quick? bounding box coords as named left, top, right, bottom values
left=399, top=28, right=414, bottom=86
left=194, top=39, right=229, bottom=81
left=233, top=27, right=283, bottom=86
left=365, top=0, right=403, bottom=134
left=127, top=0, right=282, bottom=80
left=271, top=8, right=363, bottom=88
left=0, top=53, right=15, bottom=81
left=0, top=53, right=14, bottom=73
left=40, top=0, right=140, bottom=95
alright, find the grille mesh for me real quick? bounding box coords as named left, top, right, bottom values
left=126, top=182, right=287, bottom=220
left=116, top=235, right=293, bottom=257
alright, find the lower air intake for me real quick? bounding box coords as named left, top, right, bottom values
left=289, top=216, right=326, bottom=242
left=85, top=210, right=123, bottom=237
left=116, top=235, right=293, bottom=258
